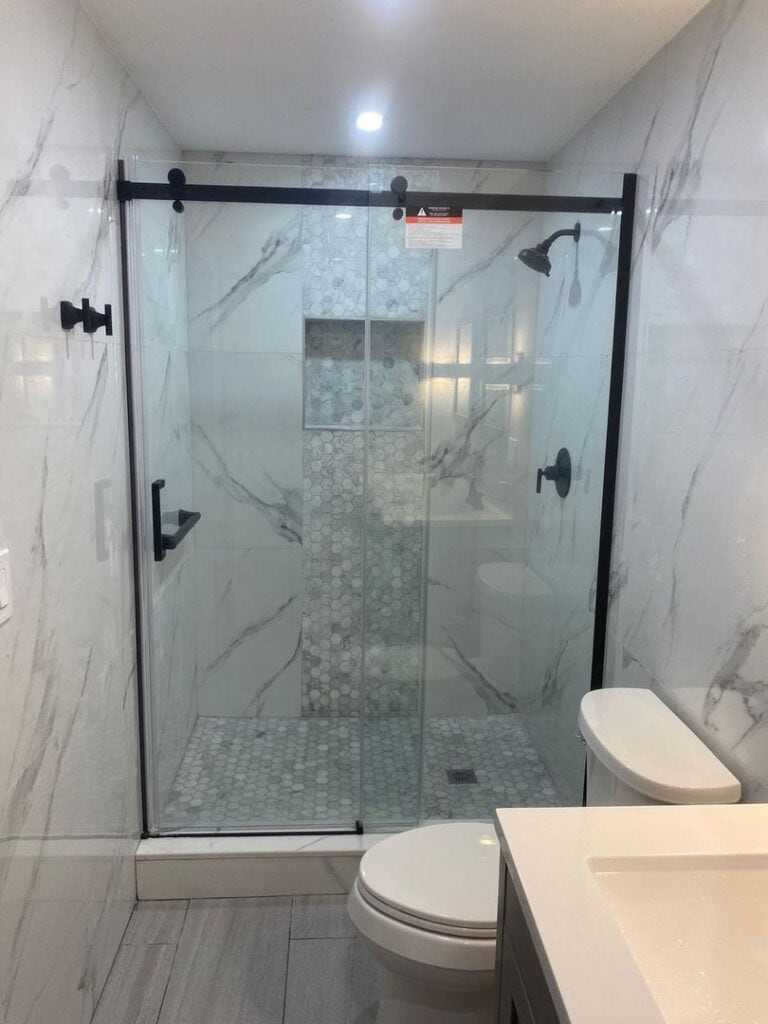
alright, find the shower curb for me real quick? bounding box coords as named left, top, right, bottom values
left=135, top=834, right=389, bottom=900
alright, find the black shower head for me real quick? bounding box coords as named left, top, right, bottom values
left=517, top=245, right=553, bottom=276
left=517, top=222, right=581, bottom=277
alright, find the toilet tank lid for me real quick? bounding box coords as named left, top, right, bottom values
left=579, top=689, right=741, bottom=804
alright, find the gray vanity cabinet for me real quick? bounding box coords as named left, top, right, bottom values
left=494, top=863, right=562, bottom=1024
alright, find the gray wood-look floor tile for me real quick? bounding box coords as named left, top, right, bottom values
left=123, top=901, right=189, bottom=945
left=284, top=937, right=379, bottom=1024
left=291, top=895, right=356, bottom=939
left=157, top=897, right=291, bottom=1024
left=93, top=943, right=176, bottom=1024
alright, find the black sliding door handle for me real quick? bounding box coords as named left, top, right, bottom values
left=151, top=479, right=201, bottom=561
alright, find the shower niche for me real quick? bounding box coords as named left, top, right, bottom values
left=304, top=318, right=425, bottom=430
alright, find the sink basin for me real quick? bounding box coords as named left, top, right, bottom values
left=590, top=855, right=768, bottom=1024
left=495, top=805, right=768, bottom=1024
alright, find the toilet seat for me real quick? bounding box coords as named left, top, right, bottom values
left=348, top=822, right=500, bottom=991
left=357, top=876, right=495, bottom=939
left=348, top=880, right=497, bottom=974
left=357, top=822, right=499, bottom=939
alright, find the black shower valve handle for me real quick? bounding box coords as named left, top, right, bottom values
left=536, top=464, right=559, bottom=493
left=60, top=297, right=113, bottom=336
left=536, top=447, right=572, bottom=498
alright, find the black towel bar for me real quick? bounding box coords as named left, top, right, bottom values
left=151, top=479, right=201, bottom=561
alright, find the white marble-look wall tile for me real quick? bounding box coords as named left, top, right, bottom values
left=551, top=0, right=768, bottom=799
left=180, top=156, right=555, bottom=725
left=184, top=183, right=305, bottom=722
left=189, top=351, right=303, bottom=550
left=195, top=548, right=302, bottom=718
left=186, top=201, right=303, bottom=353
left=131, top=204, right=186, bottom=348
left=0, top=0, right=179, bottom=1020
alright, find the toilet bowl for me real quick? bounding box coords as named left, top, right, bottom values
left=349, top=689, right=741, bottom=1024
left=348, top=821, right=498, bottom=1024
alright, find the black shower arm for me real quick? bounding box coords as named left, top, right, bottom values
left=538, top=225, right=581, bottom=252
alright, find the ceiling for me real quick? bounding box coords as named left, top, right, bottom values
left=85, top=0, right=709, bottom=161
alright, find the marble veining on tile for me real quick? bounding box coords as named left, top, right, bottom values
left=0, top=0, right=181, bottom=1020
left=549, top=0, right=768, bottom=799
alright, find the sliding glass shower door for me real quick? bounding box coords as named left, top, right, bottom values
left=129, top=162, right=372, bottom=832
left=123, top=157, right=631, bottom=834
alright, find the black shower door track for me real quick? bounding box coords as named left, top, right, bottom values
left=117, top=177, right=623, bottom=215
left=118, top=163, right=637, bottom=835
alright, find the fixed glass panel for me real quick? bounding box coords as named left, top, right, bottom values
left=361, top=166, right=622, bottom=824
left=520, top=209, right=621, bottom=805
left=420, top=204, right=551, bottom=821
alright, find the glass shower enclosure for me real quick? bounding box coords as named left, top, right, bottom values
left=119, top=158, right=635, bottom=834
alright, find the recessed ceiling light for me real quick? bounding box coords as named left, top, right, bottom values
left=335, top=212, right=353, bottom=219
left=356, top=111, right=383, bottom=132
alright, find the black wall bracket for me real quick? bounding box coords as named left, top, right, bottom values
left=391, top=175, right=408, bottom=221
left=168, top=167, right=187, bottom=213
left=60, top=298, right=113, bottom=335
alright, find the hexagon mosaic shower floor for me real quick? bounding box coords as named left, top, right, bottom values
left=163, top=714, right=559, bottom=828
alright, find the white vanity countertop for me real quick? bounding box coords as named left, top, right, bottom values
left=494, top=804, right=768, bottom=1024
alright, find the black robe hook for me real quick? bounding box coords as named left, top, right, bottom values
left=60, top=298, right=113, bottom=335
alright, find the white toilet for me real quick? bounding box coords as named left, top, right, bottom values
left=348, top=688, right=741, bottom=1024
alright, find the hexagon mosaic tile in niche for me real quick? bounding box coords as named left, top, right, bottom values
left=300, top=428, right=427, bottom=717
left=301, top=430, right=365, bottom=716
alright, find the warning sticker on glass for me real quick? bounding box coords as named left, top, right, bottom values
left=405, top=205, right=463, bottom=249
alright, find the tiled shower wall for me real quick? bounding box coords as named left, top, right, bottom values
left=182, top=156, right=566, bottom=731
left=0, top=1, right=177, bottom=1020
left=549, top=0, right=768, bottom=801
left=186, top=156, right=433, bottom=719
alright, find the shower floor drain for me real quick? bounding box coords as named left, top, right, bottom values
left=446, top=768, right=478, bottom=785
